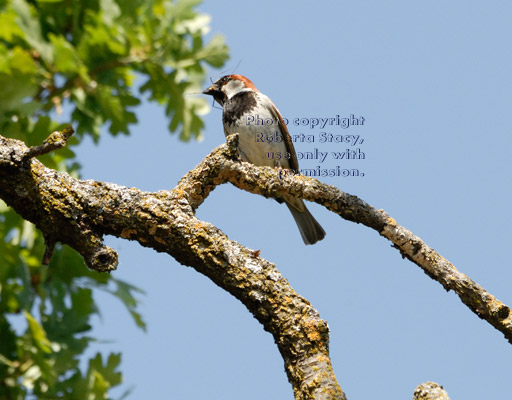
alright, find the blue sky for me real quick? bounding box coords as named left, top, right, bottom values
left=74, top=1, right=512, bottom=399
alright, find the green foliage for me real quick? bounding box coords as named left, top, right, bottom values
left=0, top=0, right=228, bottom=142
left=0, top=0, right=228, bottom=398
left=0, top=201, right=148, bottom=398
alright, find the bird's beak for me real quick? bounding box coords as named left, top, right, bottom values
left=202, top=84, right=224, bottom=106
left=202, top=85, right=217, bottom=95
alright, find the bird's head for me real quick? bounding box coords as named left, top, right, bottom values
left=202, top=74, right=257, bottom=106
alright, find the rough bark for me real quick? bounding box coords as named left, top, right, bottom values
left=0, top=131, right=344, bottom=400
left=413, top=382, right=450, bottom=400
left=1, top=128, right=507, bottom=398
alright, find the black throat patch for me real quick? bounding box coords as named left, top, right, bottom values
left=222, top=91, right=258, bottom=126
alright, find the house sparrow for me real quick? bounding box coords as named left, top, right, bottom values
left=202, top=74, right=326, bottom=245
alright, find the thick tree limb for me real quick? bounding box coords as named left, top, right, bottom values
left=181, top=135, right=512, bottom=344
left=1, top=132, right=344, bottom=400
left=0, top=129, right=508, bottom=399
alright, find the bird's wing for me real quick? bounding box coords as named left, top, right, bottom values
left=268, top=103, right=299, bottom=171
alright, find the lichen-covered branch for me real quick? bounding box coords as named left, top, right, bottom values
left=0, top=132, right=345, bottom=400
left=181, top=134, right=512, bottom=345
left=0, top=129, right=508, bottom=399
left=1, top=132, right=118, bottom=272
left=22, top=126, right=75, bottom=160
left=413, top=382, right=450, bottom=400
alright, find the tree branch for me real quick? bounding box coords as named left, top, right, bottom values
left=22, top=126, right=74, bottom=160
left=413, top=382, right=450, bottom=400
left=2, top=131, right=118, bottom=272
left=185, top=135, right=512, bottom=344
left=0, top=132, right=344, bottom=399
left=0, top=130, right=506, bottom=399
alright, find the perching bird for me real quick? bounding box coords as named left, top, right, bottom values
left=202, top=74, right=325, bottom=245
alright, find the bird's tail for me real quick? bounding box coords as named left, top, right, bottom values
left=285, top=198, right=326, bottom=245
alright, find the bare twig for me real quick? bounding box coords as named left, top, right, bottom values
left=23, top=126, right=74, bottom=160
